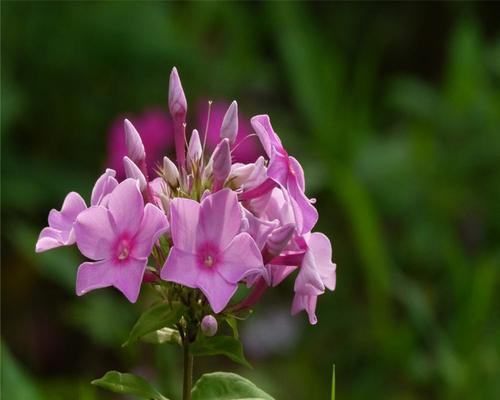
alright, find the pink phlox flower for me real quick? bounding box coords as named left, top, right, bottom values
left=91, top=168, right=119, bottom=207
left=160, top=189, right=263, bottom=313
left=251, top=114, right=318, bottom=234
left=35, top=192, right=87, bottom=252
left=292, top=232, right=336, bottom=325
left=74, top=179, right=169, bottom=302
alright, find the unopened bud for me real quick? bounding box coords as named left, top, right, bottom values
left=168, top=67, right=187, bottom=122
left=220, top=101, right=238, bottom=145
left=163, top=156, right=179, bottom=187
left=213, top=139, right=231, bottom=182
left=123, top=156, right=147, bottom=191
left=201, top=315, right=218, bottom=337
left=188, top=129, right=202, bottom=162
left=266, top=223, right=295, bottom=257
left=124, top=119, right=146, bottom=162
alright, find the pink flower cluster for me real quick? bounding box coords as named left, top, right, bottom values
left=36, top=68, right=336, bottom=324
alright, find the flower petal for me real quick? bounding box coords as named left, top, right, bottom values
left=287, top=175, right=318, bottom=234
left=218, top=233, right=263, bottom=283
left=160, top=247, right=199, bottom=287
left=132, top=203, right=169, bottom=258
left=74, top=206, right=115, bottom=260
left=76, top=260, right=115, bottom=296
left=308, top=232, right=336, bottom=291
left=170, top=197, right=200, bottom=253
left=197, top=269, right=238, bottom=313
left=291, top=293, right=318, bottom=325
left=107, top=178, right=144, bottom=235
left=48, top=192, right=87, bottom=231
left=36, top=227, right=66, bottom=252
left=91, top=169, right=118, bottom=206
left=198, top=189, right=241, bottom=250
left=251, top=114, right=283, bottom=158
left=294, top=251, right=325, bottom=296
left=113, top=257, right=148, bottom=303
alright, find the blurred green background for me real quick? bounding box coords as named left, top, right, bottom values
left=2, top=2, right=500, bottom=399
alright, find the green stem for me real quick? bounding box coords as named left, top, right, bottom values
left=182, top=341, right=193, bottom=400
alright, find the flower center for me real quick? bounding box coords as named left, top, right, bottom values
left=116, top=238, right=131, bottom=261
left=204, top=255, right=214, bottom=267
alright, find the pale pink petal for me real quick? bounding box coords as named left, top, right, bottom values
left=132, top=203, right=169, bottom=258
left=74, top=206, right=115, bottom=260
left=169, top=198, right=200, bottom=253
left=48, top=192, right=87, bottom=231
left=76, top=260, right=116, bottom=296
left=288, top=156, right=305, bottom=192
left=36, top=227, right=66, bottom=252
left=198, top=189, right=241, bottom=250
left=197, top=269, right=238, bottom=313
left=267, top=150, right=289, bottom=187
left=91, top=169, right=118, bottom=206
left=241, top=208, right=278, bottom=250
left=107, top=179, right=144, bottom=235
left=288, top=175, right=318, bottom=234
left=294, top=251, right=325, bottom=296
left=160, top=247, right=199, bottom=287
left=113, top=257, right=148, bottom=303
left=291, top=293, right=318, bottom=325
left=251, top=115, right=283, bottom=158
left=269, top=264, right=298, bottom=287
left=218, top=233, right=263, bottom=283
left=308, top=232, right=336, bottom=291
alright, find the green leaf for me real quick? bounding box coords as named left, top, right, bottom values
left=191, top=372, right=274, bottom=400
left=224, top=316, right=239, bottom=339
left=190, top=336, right=251, bottom=368
left=141, top=327, right=182, bottom=346
left=91, top=371, right=169, bottom=400
left=123, top=302, right=185, bottom=346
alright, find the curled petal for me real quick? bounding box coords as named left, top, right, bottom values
left=291, top=293, right=318, bottom=325
left=91, top=169, right=118, bottom=207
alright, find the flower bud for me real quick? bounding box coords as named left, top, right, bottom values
left=123, top=156, right=147, bottom=191
left=213, top=139, right=231, bottom=182
left=266, top=223, right=295, bottom=258
left=201, top=315, right=218, bottom=337
left=124, top=119, right=146, bottom=162
left=168, top=67, right=187, bottom=121
left=163, top=156, right=179, bottom=187
left=188, top=129, right=202, bottom=162
left=220, top=100, right=238, bottom=145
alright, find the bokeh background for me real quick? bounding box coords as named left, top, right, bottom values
left=2, top=2, right=500, bottom=399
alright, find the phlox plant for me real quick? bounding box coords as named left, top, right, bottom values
left=36, top=67, right=337, bottom=400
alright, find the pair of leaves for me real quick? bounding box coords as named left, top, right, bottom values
left=92, top=371, right=274, bottom=400
left=123, top=302, right=185, bottom=346
left=191, top=336, right=251, bottom=368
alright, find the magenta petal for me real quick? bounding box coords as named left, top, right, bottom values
left=74, top=206, right=115, bottom=260
left=76, top=260, right=115, bottom=296
left=170, top=198, right=200, bottom=253
left=198, top=189, right=241, bottom=250
left=160, top=247, right=199, bottom=287
left=291, top=293, right=318, bottom=325
left=269, top=264, right=298, bottom=287
left=132, top=203, right=169, bottom=258
left=91, top=169, right=118, bottom=206
left=218, top=233, right=263, bottom=283
left=113, top=257, right=148, bottom=303
left=288, top=156, right=305, bottom=192
left=107, top=179, right=144, bottom=235
left=197, top=269, right=238, bottom=313
left=288, top=175, right=318, bottom=234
